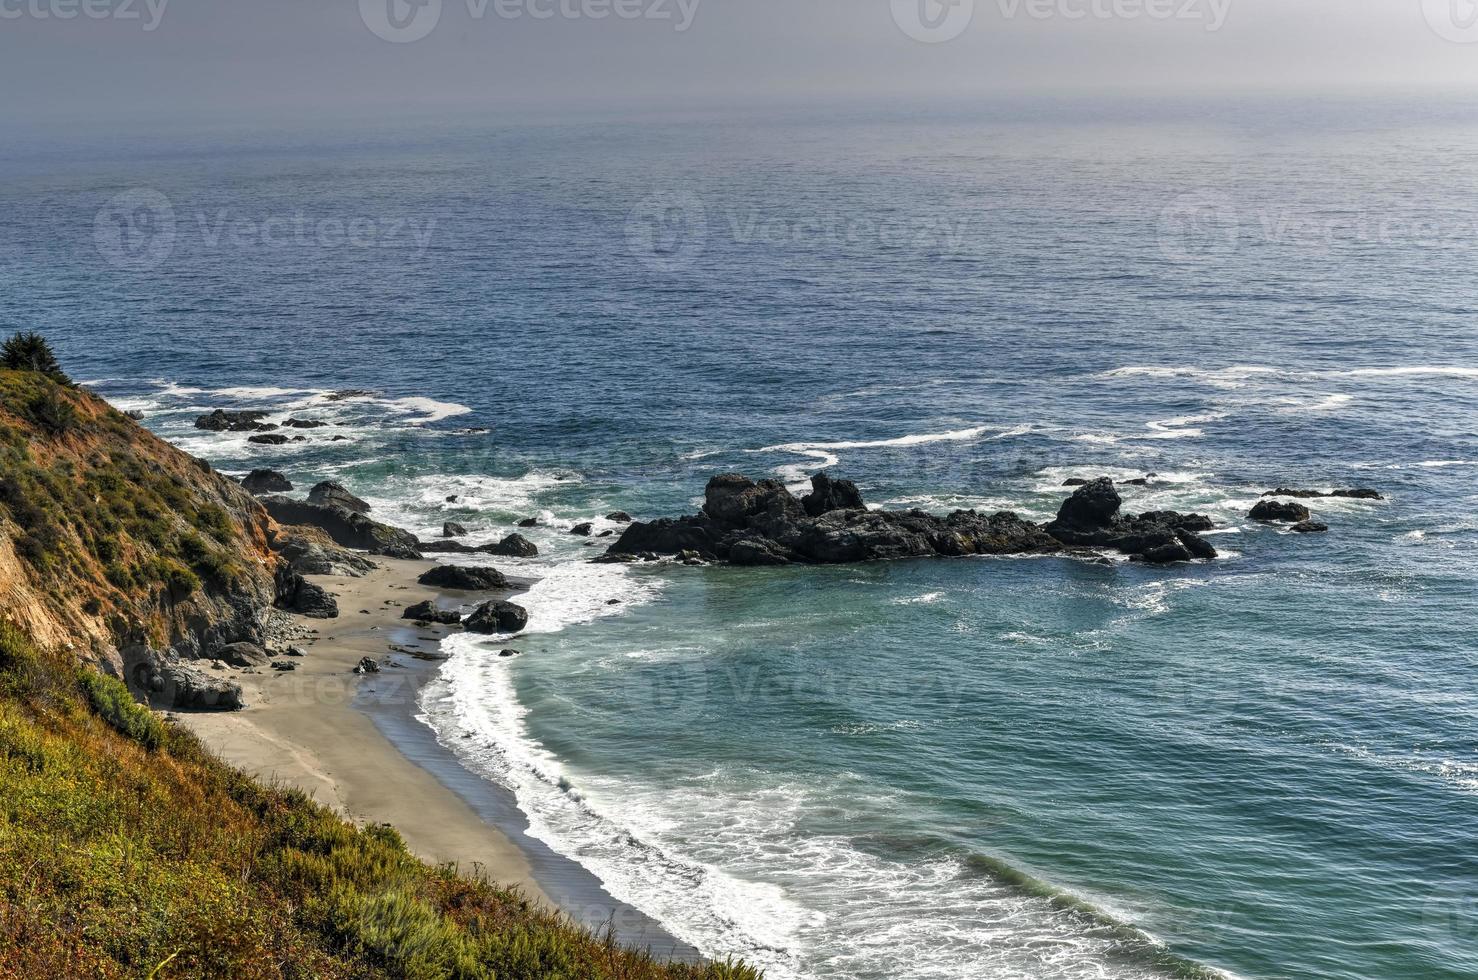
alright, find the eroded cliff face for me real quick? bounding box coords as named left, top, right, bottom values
left=0, top=370, right=277, bottom=701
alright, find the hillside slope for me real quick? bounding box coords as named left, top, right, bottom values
left=0, top=362, right=757, bottom=980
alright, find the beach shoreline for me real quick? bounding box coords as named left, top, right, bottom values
left=172, top=555, right=694, bottom=959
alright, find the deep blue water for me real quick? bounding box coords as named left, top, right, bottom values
left=4, top=100, right=1477, bottom=979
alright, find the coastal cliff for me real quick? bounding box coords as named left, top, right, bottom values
left=0, top=339, right=755, bottom=980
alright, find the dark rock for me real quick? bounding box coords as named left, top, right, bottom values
left=273, top=564, right=340, bottom=618
left=417, top=564, right=509, bottom=591
left=402, top=600, right=462, bottom=625
left=259, top=496, right=421, bottom=558
left=215, top=641, right=270, bottom=667
left=443, top=521, right=469, bottom=538
left=270, top=661, right=298, bottom=671
left=325, top=389, right=373, bottom=401
left=157, top=664, right=243, bottom=710
left=570, top=522, right=595, bottom=536
left=1262, top=487, right=1383, bottom=501
left=308, top=480, right=370, bottom=514
left=1047, top=478, right=1122, bottom=533
left=483, top=533, right=539, bottom=558
left=800, top=472, right=866, bottom=517
left=498, top=649, right=519, bottom=658
left=1123, top=478, right=1150, bottom=486
left=331, top=435, right=350, bottom=441
left=248, top=434, right=290, bottom=446
left=284, top=646, right=307, bottom=657
left=1250, top=500, right=1312, bottom=523
left=125, top=409, right=145, bottom=421
left=1062, top=478, right=1090, bottom=487
left=241, top=468, right=293, bottom=494
left=606, top=511, right=633, bottom=523
left=465, top=600, right=529, bottom=634
left=518, top=517, right=539, bottom=528
left=603, top=475, right=1221, bottom=568
left=272, top=531, right=376, bottom=578
left=1291, top=520, right=1330, bottom=533
left=282, top=418, right=329, bottom=429
left=355, top=657, right=381, bottom=674
left=195, top=409, right=274, bottom=432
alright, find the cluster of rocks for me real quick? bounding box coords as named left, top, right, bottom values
left=402, top=594, right=529, bottom=634
left=601, top=473, right=1220, bottom=567
left=196, top=409, right=348, bottom=445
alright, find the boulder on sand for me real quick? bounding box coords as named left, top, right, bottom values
left=417, top=564, right=509, bottom=591
left=273, top=565, right=340, bottom=619
left=155, top=663, right=244, bottom=710
left=402, top=600, right=462, bottom=625
left=465, top=600, right=529, bottom=634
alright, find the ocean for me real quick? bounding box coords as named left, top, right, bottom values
left=4, top=98, right=1477, bottom=979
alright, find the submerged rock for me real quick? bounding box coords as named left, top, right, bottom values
left=248, top=433, right=290, bottom=446
left=241, top=468, right=292, bottom=495
left=1262, top=487, right=1383, bottom=501
left=606, top=511, right=633, bottom=523
left=482, top=533, right=538, bottom=558
left=1291, top=520, right=1330, bottom=533
left=465, top=600, right=529, bottom=634
left=195, top=409, right=274, bottom=432
left=570, top=522, right=595, bottom=536
left=1250, top=500, right=1312, bottom=523
left=443, top=521, right=468, bottom=537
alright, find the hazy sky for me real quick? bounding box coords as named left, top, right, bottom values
left=3, top=0, right=1477, bottom=123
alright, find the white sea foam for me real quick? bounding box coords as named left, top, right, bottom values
left=756, top=426, right=999, bottom=484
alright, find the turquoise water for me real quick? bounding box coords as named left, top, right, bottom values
left=5, top=100, right=1478, bottom=978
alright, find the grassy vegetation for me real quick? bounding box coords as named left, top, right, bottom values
left=0, top=624, right=760, bottom=979
left=0, top=368, right=247, bottom=607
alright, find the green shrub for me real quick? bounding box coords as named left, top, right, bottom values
left=78, top=670, right=164, bottom=750
left=24, top=389, right=78, bottom=436
left=0, top=332, right=69, bottom=384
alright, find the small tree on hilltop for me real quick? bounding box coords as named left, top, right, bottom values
left=1, top=332, right=70, bottom=384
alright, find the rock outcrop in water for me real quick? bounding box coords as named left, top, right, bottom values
left=308, top=480, right=370, bottom=514
left=1262, top=487, right=1383, bottom=500
left=1249, top=500, right=1311, bottom=523
left=600, top=472, right=1219, bottom=567
left=241, top=468, right=292, bottom=494
left=194, top=409, right=275, bottom=432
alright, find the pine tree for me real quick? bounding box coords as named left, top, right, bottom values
left=1, top=332, right=69, bottom=384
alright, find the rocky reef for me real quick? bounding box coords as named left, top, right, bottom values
left=601, top=473, right=1220, bottom=566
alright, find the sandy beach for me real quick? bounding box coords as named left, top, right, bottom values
left=174, top=557, right=554, bottom=909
